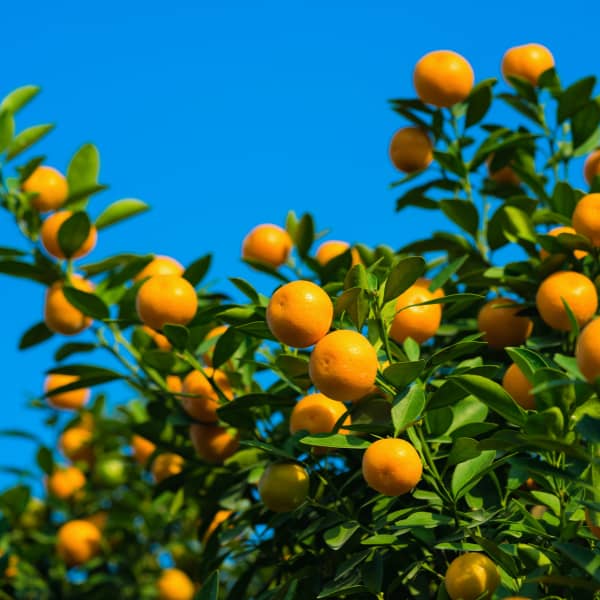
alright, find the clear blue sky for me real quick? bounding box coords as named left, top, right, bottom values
left=0, top=0, right=594, bottom=486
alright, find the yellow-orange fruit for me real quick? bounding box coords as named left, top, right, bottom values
left=190, top=424, right=239, bottom=464
left=44, top=275, right=94, bottom=335
left=40, top=210, right=97, bottom=259
left=266, top=280, right=333, bottom=348
left=136, top=275, right=198, bottom=331
left=414, top=50, right=474, bottom=107
left=202, top=509, right=233, bottom=544
left=47, top=466, right=86, bottom=500
left=59, top=426, right=94, bottom=464
left=536, top=271, right=598, bottom=331
left=242, top=224, right=292, bottom=268
left=477, top=298, right=533, bottom=349
left=166, top=375, right=183, bottom=394
left=415, top=278, right=445, bottom=300
left=157, top=568, right=195, bottom=600
left=309, top=330, right=378, bottom=402
left=151, top=453, right=184, bottom=483
left=131, top=435, right=156, bottom=465
left=487, top=156, right=520, bottom=186
left=501, top=43, right=555, bottom=86
left=572, top=193, right=600, bottom=247
left=134, top=255, right=184, bottom=282
left=540, top=226, right=588, bottom=261
left=584, top=150, right=600, bottom=186
left=362, top=438, right=422, bottom=496
left=289, top=393, right=350, bottom=435
left=314, top=240, right=361, bottom=267
left=389, top=284, right=442, bottom=344
left=141, top=325, right=172, bottom=350
left=444, top=552, right=500, bottom=600
left=502, top=363, right=535, bottom=410
left=22, top=166, right=69, bottom=212
left=389, top=127, right=433, bottom=173
left=258, top=463, right=310, bottom=512
left=44, top=373, right=90, bottom=410
left=56, top=520, right=102, bottom=566
left=576, top=318, right=600, bottom=383
left=182, top=368, right=233, bottom=423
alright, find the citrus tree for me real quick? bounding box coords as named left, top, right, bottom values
left=0, top=42, right=599, bottom=600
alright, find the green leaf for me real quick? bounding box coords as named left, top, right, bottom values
left=392, top=383, right=425, bottom=435
left=184, top=254, right=212, bottom=287
left=58, top=212, right=91, bottom=258
left=505, top=346, right=551, bottom=381
left=429, top=255, right=468, bottom=291
left=439, top=199, right=479, bottom=237
left=558, top=77, right=596, bottom=123
left=344, top=263, right=368, bottom=291
left=451, top=448, right=496, bottom=499
left=0, top=85, right=40, bottom=113
left=54, top=342, right=97, bottom=362
left=383, top=360, right=425, bottom=389
left=323, top=522, right=360, bottom=550
left=229, top=277, right=259, bottom=304
left=576, top=415, right=600, bottom=443
left=66, top=144, right=100, bottom=206
left=383, top=256, right=426, bottom=302
left=197, top=571, right=220, bottom=600
left=0, top=260, right=58, bottom=285
left=163, top=324, right=189, bottom=349
left=446, top=438, right=481, bottom=466
left=0, top=110, right=15, bottom=153
left=465, top=80, right=494, bottom=127
left=6, top=124, right=54, bottom=160
left=360, top=534, right=398, bottom=546
left=428, top=340, right=487, bottom=367
left=571, top=101, right=600, bottom=150
left=18, top=321, right=53, bottom=350
left=62, top=286, right=109, bottom=320
left=36, top=447, right=54, bottom=475
left=212, top=328, right=242, bottom=369
left=451, top=374, right=526, bottom=426
left=300, top=433, right=369, bottom=450
left=95, top=199, right=149, bottom=229
left=294, top=213, right=315, bottom=258
left=553, top=542, right=600, bottom=583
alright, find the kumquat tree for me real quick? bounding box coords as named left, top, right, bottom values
left=0, top=42, right=600, bottom=600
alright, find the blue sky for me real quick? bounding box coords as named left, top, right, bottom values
left=0, top=0, right=594, bottom=485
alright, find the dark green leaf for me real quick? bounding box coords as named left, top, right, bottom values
left=383, top=256, right=426, bottom=303
left=383, top=360, right=425, bottom=389
left=36, top=447, right=54, bottom=475
left=295, top=213, right=315, bottom=258
left=451, top=448, right=496, bottom=499
left=558, top=77, right=596, bottom=123
left=58, top=212, right=91, bottom=258
left=439, top=199, right=479, bottom=237
left=197, top=571, right=220, bottom=600
left=63, top=286, right=109, bottom=320
left=465, top=80, right=494, bottom=127
left=0, top=260, right=58, bottom=285
left=553, top=542, right=600, bottom=583
left=162, top=324, right=190, bottom=349
left=392, top=383, right=425, bottom=435
left=54, top=342, right=97, bottom=362
left=18, top=321, right=53, bottom=350
left=572, top=101, right=600, bottom=150
left=183, top=254, right=211, bottom=287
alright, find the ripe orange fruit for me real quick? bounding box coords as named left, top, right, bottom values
left=266, top=280, right=333, bottom=348
left=540, top=226, right=588, bottom=261
left=136, top=275, right=198, bottom=331
left=151, top=453, right=184, bottom=483
left=22, top=166, right=68, bottom=212
left=131, top=434, right=156, bottom=465
left=389, top=127, right=433, bottom=173
left=242, top=224, right=293, bottom=268
left=585, top=508, right=600, bottom=539
left=309, top=330, right=378, bottom=402
left=289, top=393, right=350, bottom=436
left=44, top=275, right=94, bottom=335
left=413, top=50, right=474, bottom=108
left=134, top=255, right=184, bottom=282
left=182, top=368, right=233, bottom=422
left=572, top=193, right=600, bottom=246
left=477, top=298, right=533, bottom=349
left=362, top=438, right=422, bottom=496
left=56, top=520, right=102, bottom=566
left=166, top=375, right=183, bottom=394
left=46, top=466, right=86, bottom=500
left=44, top=373, right=90, bottom=410
left=202, top=509, right=233, bottom=544
left=444, top=552, right=500, bottom=600
left=40, top=210, right=97, bottom=260
left=59, top=426, right=94, bottom=464
left=415, top=278, right=445, bottom=300
left=314, top=240, right=361, bottom=267
left=141, top=325, right=172, bottom=350
left=501, top=43, right=555, bottom=86
left=258, top=463, right=310, bottom=512
left=203, top=325, right=228, bottom=366
left=584, top=150, right=600, bottom=185
left=487, top=155, right=520, bottom=186
left=536, top=271, right=597, bottom=331
left=157, top=568, right=195, bottom=600
left=576, top=318, right=600, bottom=383
left=389, top=284, right=442, bottom=344
left=189, top=424, right=239, bottom=463
left=502, top=363, right=535, bottom=410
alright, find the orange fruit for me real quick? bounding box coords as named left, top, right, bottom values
left=289, top=393, right=350, bottom=436
left=258, top=463, right=310, bottom=512
left=501, top=43, right=555, bottom=86
left=44, top=373, right=90, bottom=410
left=413, top=50, right=474, bottom=108
left=415, top=278, right=445, bottom=300
left=502, top=363, right=535, bottom=410
left=44, top=275, right=94, bottom=335
left=182, top=368, right=233, bottom=422
left=151, top=453, right=184, bottom=483
left=362, top=438, right=422, bottom=496
left=536, top=271, right=597, bottom=331
left=389, top=127, right=433, bottom=173
left=40, top=210, right=97, bottom=260
left=444, top=552, right=500, bottom=600
left=585, top=508, right=600, bottom=539
left=314, top=240, right=361, bottom=267
left=22, top=166, right=68, bottom=212
left=59, top=426, right=94, bottom=464
left=56, top=520, right=102, bottom=566
left=189, top=424, right=239, bottom=464
left=134, top=255, right=184, bottom=282
left=242, top=224, right=292, bottom=268
left=203, top=325, right=228, bottom=366
left=141, top=325, right=172, bottom=350
left=202, top=509, right=233, bottom=544
left=584, top=150, right=600, bottom=186
left=389, top=284, right=442, bottom=344
left=136, top=275, right=198, bottom=331
left=3, top=554, right=18, bottom=578
left=572, top=193, right=600, bottom=246
left=477, top=298, right=533, bottom=349
left=131, top=435, right=156, bottom=465
left=487, top=155, right=520, bottom=186
left=47, top=466, right=86, bottom=500
left=266, top=280, right=333, bottom=348
left=540, top=226, right=588, bottom=260
left=157, top=568, right=195, bottom=600
left=576, top=318, right=600, bottom=383
left=309, top=330, right=378, bottom=402
left=166, top=375, right=183, bottom=394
